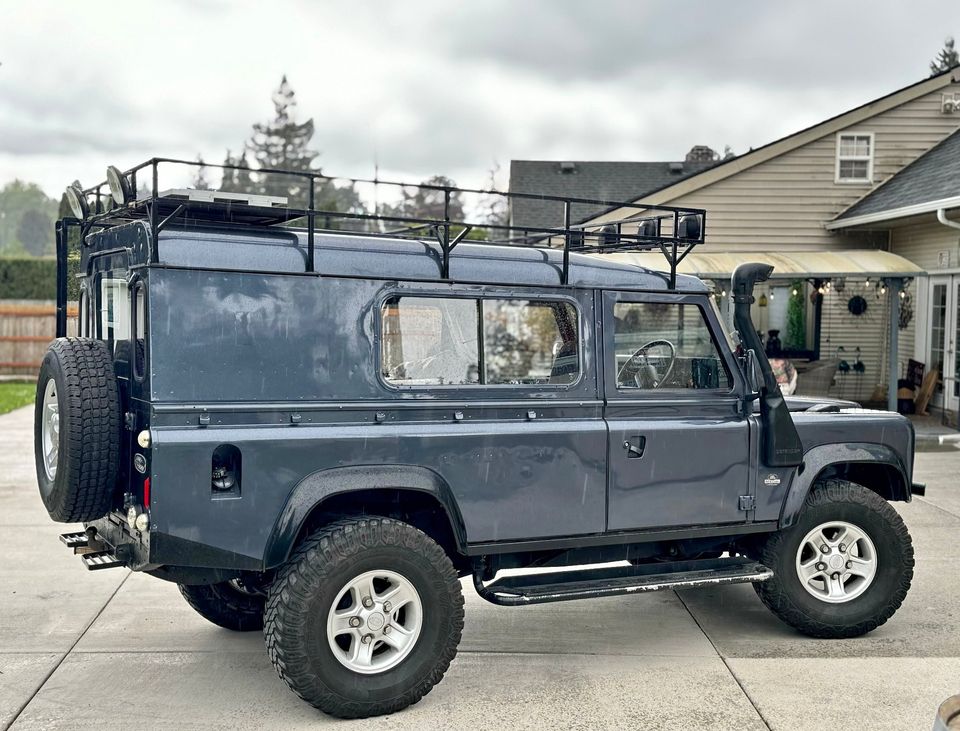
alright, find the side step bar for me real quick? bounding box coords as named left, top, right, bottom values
left=59, top=531, right=126, bottom=571
left=473, top=556, right=773, bottom=606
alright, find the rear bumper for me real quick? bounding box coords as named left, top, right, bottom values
left=84, top=513, right=156, bottom=571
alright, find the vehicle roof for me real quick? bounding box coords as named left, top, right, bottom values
left=154, top=226, right=708, bottom=293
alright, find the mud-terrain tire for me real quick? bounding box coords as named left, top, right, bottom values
left=754, top=479, right=913, bottom=638
left=34, top=338, right=120, bottom=522
left=179, top=581, right=266, bottom=632
left=264, top=517, right=464, bottom=719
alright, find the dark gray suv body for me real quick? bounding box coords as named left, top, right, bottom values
left=36, top=161, right=918, bottom=718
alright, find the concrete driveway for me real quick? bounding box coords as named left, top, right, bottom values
left=1, top=402, right=958, bottom=730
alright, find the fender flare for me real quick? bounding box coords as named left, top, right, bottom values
left=779, top=442, right=910, bottom=528
left=262, top=464, right=468, bottom=568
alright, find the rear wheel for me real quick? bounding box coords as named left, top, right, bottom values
left=34, top=338, right=120, bottom=522
left=179, top=580, right=266, bottom=632
left=264, top=517, right=464, bottom=719
left=755, top=479, right=913, bottom=638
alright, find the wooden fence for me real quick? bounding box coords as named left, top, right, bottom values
left=0, top=300, right=78, bottom=376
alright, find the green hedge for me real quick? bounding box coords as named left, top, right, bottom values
left=0, top=256, right=80, bottom=301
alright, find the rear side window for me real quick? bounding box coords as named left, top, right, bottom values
left=381, top=296, right=579, bottom=386
left=100, top=278, right=130, bottom=342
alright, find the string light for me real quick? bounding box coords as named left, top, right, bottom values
left=818, top=286, right=826, bottom=295
left=792, top=287, right=799, bottom=296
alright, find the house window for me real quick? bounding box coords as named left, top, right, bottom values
left=835, top=132, right=874, bottom=183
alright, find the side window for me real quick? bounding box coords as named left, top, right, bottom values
left=100, top=278, right=130, bottom=344
left=381, top=296, right=580, bottom=386
left=613, top=301, right=731, bottom=391
left=483, top=300, right=579, bottom=385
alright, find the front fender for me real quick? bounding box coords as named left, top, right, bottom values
left=779, top=442, right=911, bottom=528
left=262, top=464, right=467, bottom=568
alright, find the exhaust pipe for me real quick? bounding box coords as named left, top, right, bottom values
left=731, top=263, right=803, bottom=468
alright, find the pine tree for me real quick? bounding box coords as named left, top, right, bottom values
left=247, top=76, right=318, bottom=206
left=930, top=36, right=960, bottom=76
left=193, top=155, right=212, bottom=190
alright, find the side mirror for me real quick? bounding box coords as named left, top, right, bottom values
left=743, top=349, right=763, bottom=395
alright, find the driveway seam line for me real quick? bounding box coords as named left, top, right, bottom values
left=674, top=590, right=773, bottom=731
left=917, top=495, right=960, bottom=521
left=3, top=571, right=130, bottom=731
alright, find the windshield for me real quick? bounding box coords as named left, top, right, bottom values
left=708, top=296, right=739, bottom=352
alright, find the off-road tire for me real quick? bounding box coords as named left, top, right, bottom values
left=264, top=517, right=464, bottom=719
left=179, top=581, right=266, bottom=632
left=35, top=338, right=120, bottom=522
left=754, top=479, right=913, bottom=638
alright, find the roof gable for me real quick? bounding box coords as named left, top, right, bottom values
left=587, top=67, right=960, bottom=224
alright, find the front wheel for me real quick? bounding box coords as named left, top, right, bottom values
left=264, top=517, right=464, bottom=719
left=754, top=479, right=914, bottom=638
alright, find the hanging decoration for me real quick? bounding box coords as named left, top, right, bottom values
left=847, top=295, right=868, bottom=316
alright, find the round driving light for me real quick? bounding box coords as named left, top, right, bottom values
left=135, top=512, right=150, bottom=533
left=64, top=182, right=89, bottom=219
left=126, top=505, right=138, bottom=530
left=137, top=430, right=151, bottom=448
left=106, top=165, right=133, bottom=206
left=133, top=453, right=147, bottom=474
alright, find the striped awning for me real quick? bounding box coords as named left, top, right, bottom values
left=592, top=249, right=924, bottom=279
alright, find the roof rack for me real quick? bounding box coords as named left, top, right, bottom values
left=60, top=156, right=707, bottom=290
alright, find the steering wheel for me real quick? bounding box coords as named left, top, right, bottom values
left=617, top=339, right=677, bottom=389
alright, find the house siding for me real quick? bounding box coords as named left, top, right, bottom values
left=653, top=83, right=960, bottom=252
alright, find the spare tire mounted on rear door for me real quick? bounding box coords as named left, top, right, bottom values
left=34, top=338, right=121, bottom=523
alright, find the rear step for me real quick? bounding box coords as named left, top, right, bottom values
left=59, top=531, right=126, bottom=571
left=473, top=556, right=773, bottom=606
left=80, top=551, right=126, bottom=571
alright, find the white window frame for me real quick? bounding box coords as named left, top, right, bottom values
left=835, top=131, right=874, bottom=184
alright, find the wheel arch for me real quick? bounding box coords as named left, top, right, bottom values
left=780, top=443, right=911, bottom=528
left=263, top=465, right=469, bottom=570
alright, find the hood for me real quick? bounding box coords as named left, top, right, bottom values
left=783, top=395, right=861, bottom=412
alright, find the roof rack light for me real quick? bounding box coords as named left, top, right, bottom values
left=106, top=166, right=134, bottom=206
left=64, top=181, right=88, bottom=219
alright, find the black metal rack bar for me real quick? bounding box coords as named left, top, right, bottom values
left=70, top=157, right=708, bottom=289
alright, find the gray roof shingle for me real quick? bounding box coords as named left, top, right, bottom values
left=508, top=160, right=717, bottom=230
left=837, top=128, right=960, bottom=220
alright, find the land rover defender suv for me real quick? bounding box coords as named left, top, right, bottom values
left=35, top=159, right=919, bottom=718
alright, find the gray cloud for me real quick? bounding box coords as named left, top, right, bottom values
left=0, top=0, right=956, bottom=196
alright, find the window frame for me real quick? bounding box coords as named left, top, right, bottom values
left=604, top=291, right=742, bottom=400
left=835, top=131, right=875, bottom=184
left=377, top=291, right=584, bottom=392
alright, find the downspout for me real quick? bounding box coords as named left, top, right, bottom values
left=936, top=208, right=960, bottom=232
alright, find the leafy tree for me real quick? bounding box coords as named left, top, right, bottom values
left=387, top=175, right=465, bottom=222
left=930, top=36, right=960, bottom=76
left=477, top=163, right=508, bottom=233
left=0, top=181, right=58, bottom=256
left=17, top=209, right=53, bottom=255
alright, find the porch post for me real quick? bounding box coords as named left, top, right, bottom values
left=887, top=278, right=902, bottom=412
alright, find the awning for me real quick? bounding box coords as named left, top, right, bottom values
left=592, top=249, right=924, bottom=279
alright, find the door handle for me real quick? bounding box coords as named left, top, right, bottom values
left=622, top=437, right=646, bottom=459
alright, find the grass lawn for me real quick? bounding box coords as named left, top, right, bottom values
left=0, top=382, right=35, bottom=415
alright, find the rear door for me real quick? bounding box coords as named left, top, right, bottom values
left=602, top=291, right=753, bottom=531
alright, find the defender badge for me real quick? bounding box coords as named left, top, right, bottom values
left=763, top=474, right=781, bottom=487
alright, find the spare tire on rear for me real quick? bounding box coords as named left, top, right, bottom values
left=35, top=338, right=121, bottom=523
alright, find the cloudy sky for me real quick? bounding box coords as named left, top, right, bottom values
left=0, top=0, right=956, bottom=197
